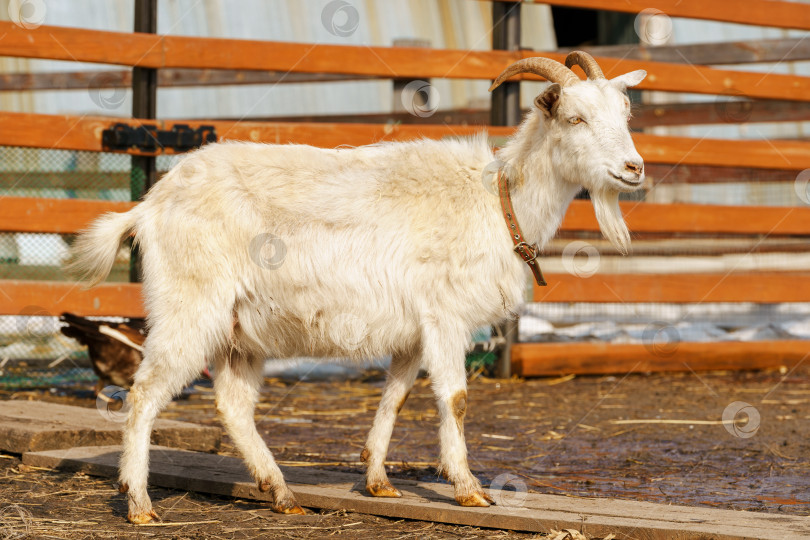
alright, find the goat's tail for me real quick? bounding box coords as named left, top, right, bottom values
left=65, top=208, right=139, bottom=288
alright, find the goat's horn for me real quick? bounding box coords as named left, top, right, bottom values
left=488, top=57, right=579, bottom=92
left=564, top=51, right=605, bottom=80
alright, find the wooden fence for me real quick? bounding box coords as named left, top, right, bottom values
left=2, top=0, right=810, bottom=376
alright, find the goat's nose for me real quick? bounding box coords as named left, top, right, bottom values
left=624, top=161, right=643, bottom=176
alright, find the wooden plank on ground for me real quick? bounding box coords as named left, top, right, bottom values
left=3, top=22, right=810, bottom=101
left=0, top=401, right=219, bottom=454
left=22, top=445, right=810, bottom=539
left=533, top=272, right=810, bottom=303
left=0, top=280, right=145, bottom=317
left=512, top=341, right=810, bottom=377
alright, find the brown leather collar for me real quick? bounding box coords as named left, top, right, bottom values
left=497, top=169, right=547, bottom=287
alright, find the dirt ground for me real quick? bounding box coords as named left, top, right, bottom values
left=1, top=364, right=809, bottom=539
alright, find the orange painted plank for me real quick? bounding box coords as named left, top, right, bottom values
left=533, top=272, right=810, bottom=303
left=522, top=0, right=810, bottom=31
left=562, top=200, right=810, bottom=236
left=631, top=133, right=810, bottom=170
left=4, top=111, right=810, bottom=171
left=0, top=112, right=512, bottom=154
left=2, top=22, right=810, bottom=100
left=3, top=197, right=809, bottom=237
left=0, top=280, right=145, bottom=318
left=0, top=197, right=135, bottom=234
left=511, top=340, right=810, bottom=377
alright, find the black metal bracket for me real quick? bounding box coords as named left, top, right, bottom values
left=102, top=123, right=217, bottom=153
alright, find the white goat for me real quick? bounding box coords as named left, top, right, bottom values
left=68, top=52, right=646, bottom=523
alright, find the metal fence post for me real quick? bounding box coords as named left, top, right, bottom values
left=491, top=1, right=521, bottom=378
left=130, top=0, right=158, bottom=283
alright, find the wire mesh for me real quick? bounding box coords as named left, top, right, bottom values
left=0, top=147, right=140, bottom=386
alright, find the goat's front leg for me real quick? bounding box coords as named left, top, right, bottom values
left=362, top=349, right=421, bottom=497
left=422, top=324, right=494, bottom=507
left=213, top=351, right=304, bottom=515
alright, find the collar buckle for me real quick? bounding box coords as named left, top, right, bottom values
left=497, top=168, right=548, bottom=287
left=513, top=241, right=539, bottom=264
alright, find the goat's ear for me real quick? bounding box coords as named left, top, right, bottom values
left=610, top=70, right=646, bottom=92
left=534, top=83, right=562, bottom=118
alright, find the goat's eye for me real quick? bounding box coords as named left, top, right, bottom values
left=569, top=117, right=584, bottom=125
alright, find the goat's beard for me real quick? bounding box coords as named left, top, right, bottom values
left=591, top=189, right=631, bottom=255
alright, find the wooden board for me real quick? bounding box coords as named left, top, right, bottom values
left=183, top=98, right=810, bottom=129
left=0, top=280, right=145, bottom=317
left=512, top=341, right=810, bottom=377
left=6, top=271, right=810, bottom=319
left=632, top=100, right=810, bottom=128
left=5, top=111, right=810, bottom=171
left=563, top=200, right=810, bottom=235
left=0, top=69, right=374, bottom=92
left=22, top=445, right=810, bottom=539
left=0, top=171, right=131, bottom=190
left=644, top=164, right=801, bottom=185
left=0, top=401, right=219, bottom=454
left=3, top=22, right=810, bottom=101
left=562, top=38, right=810, bottom=65
left=5, top=196, right=810, bottom=236
left=523, top=0, right=810, bottom=31
left=533, top=272, right=810, bottom=303
left=0, top=196, right=135, bottom=233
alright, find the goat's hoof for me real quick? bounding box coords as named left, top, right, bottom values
left=455, top=490, right=494, bottom=507
left=128, top=509, right=159, bottom=524
left=272, top=500, right=306, bottom=515
left=366, top=481, right=402, bottom=498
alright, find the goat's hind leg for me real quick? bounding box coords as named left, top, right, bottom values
left=362, top=350, right=421, bottom=497
left=120, top=338, right=207, bottom=523
left=214, top=350, right=304, bottom=514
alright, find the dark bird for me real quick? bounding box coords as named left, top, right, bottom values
left=59, top=312, right=146, bottom=398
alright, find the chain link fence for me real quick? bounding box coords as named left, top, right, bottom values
left=0, top=147, right=180, bottom=389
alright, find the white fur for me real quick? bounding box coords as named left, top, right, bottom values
left=66, top=69, right=645, bottom=520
